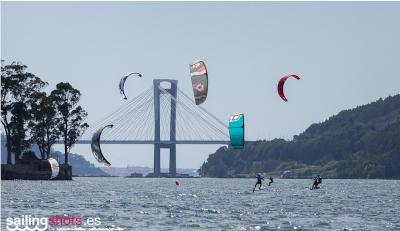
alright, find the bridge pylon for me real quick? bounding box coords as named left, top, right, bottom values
left=153, top=79, right=177, bottom=177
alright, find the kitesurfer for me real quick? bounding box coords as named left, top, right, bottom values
left=175, top=181, right=180, bottom=186
left=268, top=177, right=274, bottom=186
left=311, top=175, right=322, bottom=189
left=253, top=173, right=264, bottom=192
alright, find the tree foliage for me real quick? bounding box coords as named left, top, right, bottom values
left=51, top=82, right=89, bottom=165
left=1, top=61, right=88, bottom=165
left=28, top=92, right=61, bottom=159
left=1, top=61, right=47, bottom=162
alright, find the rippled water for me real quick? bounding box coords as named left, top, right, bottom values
left=2, top=178, right=400, bottom=230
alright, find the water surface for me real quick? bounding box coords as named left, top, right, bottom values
left=2, top=178, right=399, bottom=230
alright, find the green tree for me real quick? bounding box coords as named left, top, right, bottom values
left=1, top=61, right=47, bottom=163
left=9, top=102, right=31, bottom=161
left=51, top=82, right=88, bottom=165
left=28, top=92, right=61, bottom=159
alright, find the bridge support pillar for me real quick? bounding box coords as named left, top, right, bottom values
left=154, top=145, right=161, bottom=176
left=169, top=145, right=176, bottom=176
left=153, top=79, right=177, bottom=177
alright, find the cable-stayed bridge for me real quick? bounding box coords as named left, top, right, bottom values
left=76, top=79, right=230, bottom=176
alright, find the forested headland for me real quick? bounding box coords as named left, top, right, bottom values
left=200, top=95, right=400, bottom=179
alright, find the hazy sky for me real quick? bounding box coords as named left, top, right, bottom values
left=2, top=2, right=400, bottom=169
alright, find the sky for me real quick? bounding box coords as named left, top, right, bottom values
left=1, top=2, right=400, bottom=169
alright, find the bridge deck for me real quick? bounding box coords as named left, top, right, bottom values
left=57, top=140, right=230, bottom=145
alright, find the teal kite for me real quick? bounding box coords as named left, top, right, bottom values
left=229, top=113, right=244, bottom=149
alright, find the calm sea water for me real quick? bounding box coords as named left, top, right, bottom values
left=2, top=178, right=400, bottom=230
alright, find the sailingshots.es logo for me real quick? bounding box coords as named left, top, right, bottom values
left=6, top=215, right=48, bottom=231
left=5, top=215, right=124, bottom=231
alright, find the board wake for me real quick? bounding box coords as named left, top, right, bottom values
left=253, top=187, right=266, bottom=192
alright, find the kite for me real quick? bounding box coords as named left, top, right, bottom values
left=229, top=113, right=244, bottom=149
left=189, top=61, right=208, bottom=105
left=91, top=124, right=113, bottom=166
left=277, top=74, right=300, bottom=102
left=48, top=158, right=60, bottom=179
left=119, top=72, right=142, bottom=100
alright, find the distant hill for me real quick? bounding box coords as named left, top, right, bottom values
left=100, top=166, right=199, bottom=177
left=50, top=151, right=109, bottom=177
left=1, top=134, right=109, bottom=176
left=200, top=95, right=400, bottom=179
